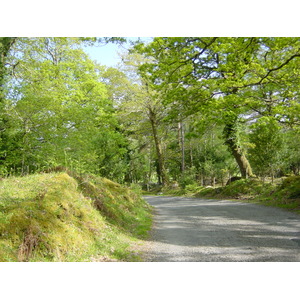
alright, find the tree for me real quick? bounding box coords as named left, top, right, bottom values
left=112, top=52, right=170, bottom=186
left=0, top=38, right=17, bottom=170
left=2, top=37, right=127, bottom=177
left=222, top=113, right=253, bottom=178
left=135, top=37, right=300, bottom=178
left=248, top=117, right=284, bottom=180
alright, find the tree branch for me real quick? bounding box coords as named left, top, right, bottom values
left=258, top=51, right=300, bottom=85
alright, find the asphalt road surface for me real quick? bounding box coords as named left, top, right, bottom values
left=142, top=196, right=300, bottom=262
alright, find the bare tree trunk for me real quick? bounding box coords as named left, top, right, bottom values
left=190, top=141, right=194, bottom=168
left=148, top=108, right=169, bottom=186
left=178, top=121, right=185, bottom=173
left=211, top=176, right=216, bottom=187
left=200, top=173, right=204, bottom=186
left=148, top=145, right=152, bottom=187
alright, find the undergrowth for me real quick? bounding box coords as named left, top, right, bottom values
left=149, top=176, right=300, bottom=214
left=0, top=171, right=152, bottom=262
left=194, top=176, right=300, bottom=213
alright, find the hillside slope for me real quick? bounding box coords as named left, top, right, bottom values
left=0, top=171, right=152, bottom=262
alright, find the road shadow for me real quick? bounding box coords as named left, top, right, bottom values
left=143, top=196, right=300, bottom=262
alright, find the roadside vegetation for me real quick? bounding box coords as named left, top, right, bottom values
left=0, top=169, right=152, bottom=262
left=150, top=176, right=300, bottom=214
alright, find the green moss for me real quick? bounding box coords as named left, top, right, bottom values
left=0, top=171, right=152, bottom=262
left=277, top=176, right=300, bottom=198
left=194, top=176, right=300, bottom=213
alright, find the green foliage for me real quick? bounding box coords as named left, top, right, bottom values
left=283, top=129, right=300, bottom=176
left=184, top=183, right=204, bottom=194
left=220, top=178, right=269, bottom=196
left=0, top=171, right=152, bottom=261
left=248, top=117, right=285, bottom=177
left=195, top=176, right=300, bottom=212
left=277, top=176, right=300, bottom=199
left=1, top=37, right=129, bottom=178
left=178, top=170, right=197, bottom=189
left=135, top=37, right=300, bottom=179
left=188, top=121, right=236, bottom=183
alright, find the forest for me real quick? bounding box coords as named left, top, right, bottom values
left=0, top=37, right=300, bottom=188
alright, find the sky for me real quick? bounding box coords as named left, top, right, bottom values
left=84, top=43, right=124, bottom=67
left=83, top=38, right=152, bottom=67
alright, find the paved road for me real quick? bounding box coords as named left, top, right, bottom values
left=142, top=196, right=300, bottom=262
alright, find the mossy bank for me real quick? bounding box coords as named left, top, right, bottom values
left=157, top=176, right=300, bottom=214
left=0, top=171, right=152, bottom=262
left=195, top=176, right=300, bottom=213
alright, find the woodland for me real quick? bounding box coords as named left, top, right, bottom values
left=0, top=37, right=300, bottom=189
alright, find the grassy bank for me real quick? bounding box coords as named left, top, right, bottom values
left=155, top=176, right=300, bottom=214
left=0, top=171, right=152, bottom=262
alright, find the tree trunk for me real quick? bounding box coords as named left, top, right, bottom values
left=0, top=38, right=17, bottom=168
left=200, top=173, right=204, bottom=186
left=148, top=145, right=152, bottom=185
left=211, top=176, right=216, bottom=187
left=230, top=147, right=253, bottom=178
left=178, top=121, right=185, bottom=173
left=223, top=116, right=254, bottom=178
left=190, top=141, right=194, bottom=168
left=148, top=108, right=168, bottom=186
left=0, top=37, right=16, bottom=102
left=155, top=160, right=162, bottom=185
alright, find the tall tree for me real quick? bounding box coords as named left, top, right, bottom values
left=113, top=52, right=170, bottom=185
left=135, top=37, right=300, bottom=178
left=2, top=37, right=126, bottom=177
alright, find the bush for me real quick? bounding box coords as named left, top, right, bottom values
left=277, top=176, right=300, bottom=199
left=184, top=183, right=203, bottom=194
left=178, top=174, right=197, bottom=189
